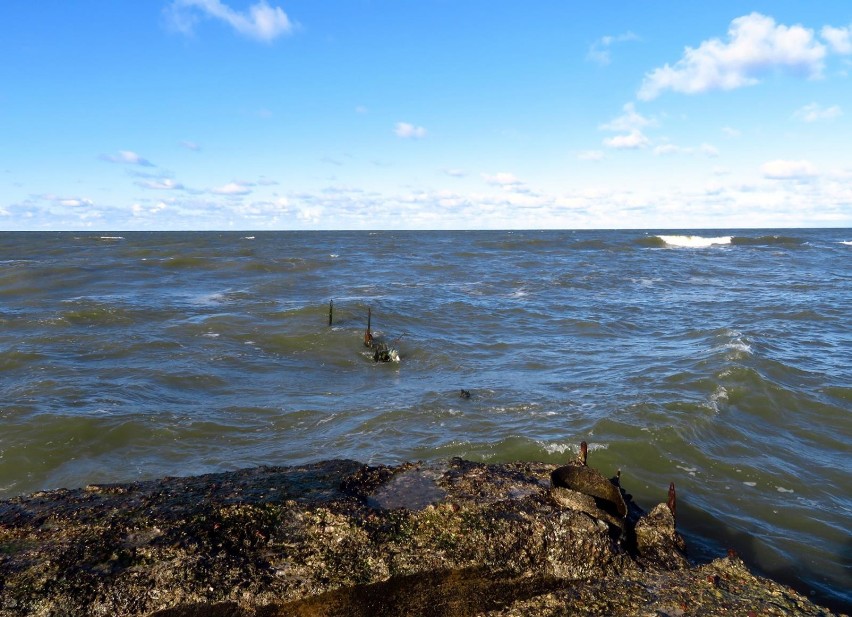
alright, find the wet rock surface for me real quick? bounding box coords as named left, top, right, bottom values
left=0, top=458, right=840, bottom=616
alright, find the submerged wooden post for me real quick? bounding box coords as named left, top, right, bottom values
left=364, top=308, right=373, bottom=348
left=328, top=300, right=333, bottom=326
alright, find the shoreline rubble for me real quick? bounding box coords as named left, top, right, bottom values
left=0, top=458, right=842, bottom=616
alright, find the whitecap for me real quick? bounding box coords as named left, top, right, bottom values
left=743, top=481, right=757, bottom=487
left=676, top=465, right=698, bottom=476
left=840, top=241, right=852, bottom=246
left=725, top=340, right=751, bottom=355
left=539, top=441, right=607, bottom=456
left=242, top=236, right=255, bottom=240
left=776, top=486, right=795, bottom=493
left=711, top=385, right=728, bottom=403
left=99, top=236, right=125, bottom=240
left=658, top=235, right=732, bottom=248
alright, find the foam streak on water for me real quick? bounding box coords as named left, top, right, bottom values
left=0, top=229, right=850, bottom=610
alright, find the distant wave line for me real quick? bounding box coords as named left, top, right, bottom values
left=656, top=235, right=732, bottom=248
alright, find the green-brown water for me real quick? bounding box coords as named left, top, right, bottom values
left=0, top=230, right=849, bottom=610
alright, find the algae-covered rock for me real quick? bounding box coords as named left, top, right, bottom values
left=0, top=459, right=841, bottom=617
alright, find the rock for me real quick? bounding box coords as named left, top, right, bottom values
left=0, top=459, right=841, bottom=617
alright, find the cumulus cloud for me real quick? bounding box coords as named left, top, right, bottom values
left=722, top=126, right=742, bottom=138
left=587, top=31, right=640, bottom=66
left=136, top=178, right=185, bottom=190
left=599, top=103, right=656, bottom=132
left=578, top=150, right=605, bottom=161
left=638, top=13, right=827, bottom=100
left=821, top=25, right=852, bottom=54
left=58, top=197, right=94, bottom=207
left=761, top=159, right=818, bottom=179
left=213, top=181, right=253, bottom=195
left=481, top=172, right=524, bottom=188
left=394, top=122, right=427, bottom=139
left=100, top=150, right=154, bottom=167
left=166, top=0, right=294, bottom=42
left=793, top=102, right=842, bottom=122
left=603, top=130, right=650, bottom=150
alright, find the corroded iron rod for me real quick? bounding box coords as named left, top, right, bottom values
left=667, top=482, right=677, bottom=520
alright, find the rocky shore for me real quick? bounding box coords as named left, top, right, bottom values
left=0, top=457, right=841, bottom=616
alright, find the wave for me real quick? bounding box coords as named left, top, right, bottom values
left=731, top=235, right=805, bottom=247
left=840, top=241, right=852, bottom=246
left=645, top=234, right=808, bottom=249
left=656, top=235, right=732, bottom=248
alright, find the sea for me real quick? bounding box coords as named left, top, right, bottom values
left=0, top=229, right=849, bottom=611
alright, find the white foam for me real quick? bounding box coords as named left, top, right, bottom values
left=725, top=340, right=753, bottom=357
left=743, top=481, right=757, bottom=487
left=99, top=236, right=125, bottom=240
left=776, top=486, right=795, bottom=493
left=658, top=235, right=732, bottom=248
left=676, top=465, right=698, bottom=476
left=541, top=442, right=572, bottom=455
left=841, top=241, right=852, bottom=246
left=540, top=441, right=608, bottom=456
left=242, top=236, right=255, bottom=240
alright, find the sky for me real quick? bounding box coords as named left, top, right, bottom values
left=2, top=1, right=852, bottom=230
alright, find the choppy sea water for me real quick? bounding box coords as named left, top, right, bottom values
left=0, top=229, right=849, bottom=610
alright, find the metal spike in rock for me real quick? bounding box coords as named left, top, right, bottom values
left=667, top=482, right=677, bottom=520
left=328, top=300, right=333, bottom=326
left=579, top=441, right=588, bottom=466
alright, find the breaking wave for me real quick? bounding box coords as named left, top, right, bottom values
left=656, top=235, right=732, bottom=248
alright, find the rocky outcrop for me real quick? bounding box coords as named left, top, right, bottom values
left=0, top=458, right=840, bottom=616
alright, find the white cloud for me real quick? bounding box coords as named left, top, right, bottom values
left=653, top=143, right=719, bottom=157
left=101, top=150, right=154, bottom=167
left=603, top=130, right=650, bottom=150
left=180, top=140, right=201, bottom=151
left=587, top=31, right=640, bottom=65
left=821, top=25, right=852, bottom=54
left=722, top=126, right=742, bottom=138
left=793, top=102, right=842, bottom=122
left=166, top=0, right=294, bottom=42
left=394, top=122, right=427, bottom=139
left=137, top=178, right=185, bottom=190
left=481, top=172, right=523, bottom=187
left=442, top=168, right=468, bottom=177
left=213, top=181, right=253, bottom=195
left=58, top=197, right=94, bottom=207
left=639, top=13, right=827, bottom=100
left=578, top=150, right=605, bottom=161
left=599, top=103, right=656, bottom=132
left=761, top=159, right=818, bottom=179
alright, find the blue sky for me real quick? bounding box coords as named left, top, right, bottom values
left=2, top=1, right=851, bottom=230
